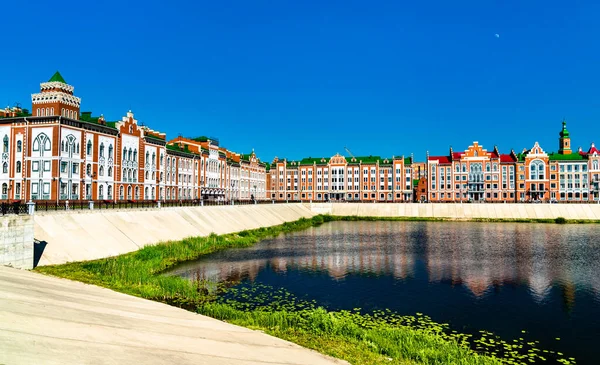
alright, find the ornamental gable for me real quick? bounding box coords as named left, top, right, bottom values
left=329, top=153, right=347, bottom=165
left=463, top=142, right=489, bottom=159
left=117, top=111, right=142, bottom=137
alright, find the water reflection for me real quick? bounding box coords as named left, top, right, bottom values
left=173, top=222, right=600, bottom=305
left=171, top=221, right=600, bottom=364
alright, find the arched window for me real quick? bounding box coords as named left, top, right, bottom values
left=76, top=143, right=79, bottom=154
left=593, top=161, right=599, bottom=170
left=108, top=145, right=113, bottom=159
left=2, top=183, right=7, bottom=195
left=87, top=140, right=92, bottom=155
left=128, top=148, right=132, bottom=161
left=152, top=153, right=156, bottom=165
left=123, top=148, right=127, bottom=160
left=127, top=186, right=132, bottom=199
left=46, top=108, right=49, bottom=116
left=16, top=161, right=21, bottom=173
left=133, top=149, right=137, bottom=161
left=50, top=107, right=54, bottom=115
left=17, top=140, right=22, bottom=153
left=3, top=135, right=9, bottom=153
left=145, top=187, right=149, bottom=199
left=61, top=108, right=65, bottom=116
left=108, top=167, right=112, bottom=177
left=32, top=133, right=51, bottom=155
left=160, top=154, right=164, bottom=166
left=119, top=186, right=124, bottom=198
left=145, top=171, right=149, bottom=180
left=99, top=143, right=105, bottom=157
left=152, top=172, right=155, bottom=180
left=135, top=186, right=139, bottom=199
left=86, top=164, right=91, bottom=176
left=99, top=166, right=104, bottom=176
left=530, top=160, right=545, bottom=180
left=107, top=186, right=112, bottom=197
left=146, top=151, right=149, bottom=162
left=2, top=162, right=8, bottom=173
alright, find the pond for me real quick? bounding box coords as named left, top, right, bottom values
left=170, top=221, right=600, bottom=364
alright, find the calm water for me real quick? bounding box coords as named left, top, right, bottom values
left=171, top=221, right=600, bottom=364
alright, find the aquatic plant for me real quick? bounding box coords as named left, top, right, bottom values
left=36, top=215, right=578, bottom=365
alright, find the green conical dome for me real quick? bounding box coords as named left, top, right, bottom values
left=559, top=120, right=570, bottom=138
left=48, top=71, right=66, bottom=84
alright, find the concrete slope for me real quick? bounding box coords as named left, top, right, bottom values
left=34, top=204, right=315, bottom=266
left=0, top=266, right=347, bottom=365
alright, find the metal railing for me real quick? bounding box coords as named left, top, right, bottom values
left=0, top=202, right=28, bottom=215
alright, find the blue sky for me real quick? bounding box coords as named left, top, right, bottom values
left=2, top=0, right=599, bottom=162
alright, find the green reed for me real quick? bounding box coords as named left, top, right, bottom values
left=35, top=214, right=577, bottom=365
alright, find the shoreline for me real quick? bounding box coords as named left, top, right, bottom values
left=34, top=214, right=588, bottom=365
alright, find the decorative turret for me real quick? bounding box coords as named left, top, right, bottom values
left=31, top=71, right=81, bottom=119
left=558, top=119, right=571, bottom=155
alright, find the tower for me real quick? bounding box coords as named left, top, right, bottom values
left=558, top=119, right=571, bottom=155
left=31, top=71, right=81, bottom=119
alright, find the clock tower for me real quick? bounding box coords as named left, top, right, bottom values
left=558, top=119, right=571, bottom=155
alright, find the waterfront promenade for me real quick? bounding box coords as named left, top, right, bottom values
left=0, top=266, right=347, bottom=365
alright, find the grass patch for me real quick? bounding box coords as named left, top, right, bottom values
left=35, top=215, right=577, bottom=365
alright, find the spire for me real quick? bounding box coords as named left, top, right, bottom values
left=559, top=118, right=570, bottom=138
left=48, top=71, right=67, bottom=84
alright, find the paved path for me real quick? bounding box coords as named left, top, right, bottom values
left=0, top=267, right=347, bottom=365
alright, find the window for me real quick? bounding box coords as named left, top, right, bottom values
left=99, top=166, right=104, bottom=176
left=60, top=162, right=67, bottom=173
left=17, top=140, right=22, bottom=152
left=16, top=161, right=21, bottom=173
left=72, top=164, right=78, bottom=174
left=87, top=164, right=91, bottom=176
left=108, top=145, right=113, bottom=159
left=108, top=167, right=112, bottom=177
left=2, top=162, right=7, bottom=173
left=530, top=160, right=545, bottom=180
left=100, top=143, right=105, bottom=158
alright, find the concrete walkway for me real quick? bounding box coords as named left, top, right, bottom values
left=0, top=267, right=347, bottom=365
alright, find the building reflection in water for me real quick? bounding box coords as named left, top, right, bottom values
left=173, top=221, right=600, bottom=304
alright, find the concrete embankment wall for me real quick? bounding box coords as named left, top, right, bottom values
left=34, top=204, right=315, bottom=266
left=308, top=202, right=600, bottom=220
left=0, top=215, right=34, bottom=269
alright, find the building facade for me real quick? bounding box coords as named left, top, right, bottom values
left=267, top=154, right=415, bottom=202
left=426, top=121, right=599, bottom=203
left=0, top=72, right=268, bottom=202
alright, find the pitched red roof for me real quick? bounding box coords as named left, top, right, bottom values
left=428, top=156, right=451, bottom=164
left=452, top=152, right=463, bottom=159
left=490, top=150, right=500, bottom=158
left=500, top=154, right=516, bottom=163
left=587, top=144, right=599, bottom=155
